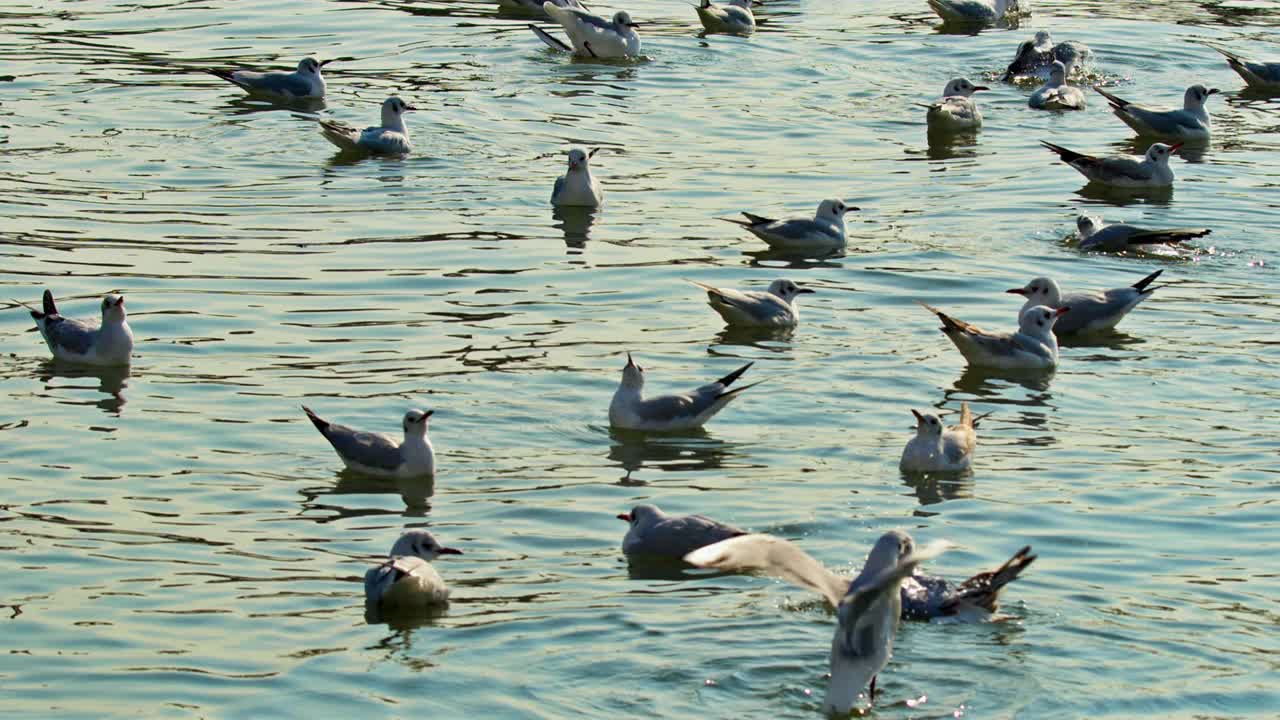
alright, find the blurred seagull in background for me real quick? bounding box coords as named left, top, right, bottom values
left=1075, top=214, right=1211, bottom=252
left=1213, top=47, right=1280, bottom=93
left=923, top=77, right=989, bottom=131
left=618, top=504, right=746, bottom=559
left=1029, top=61, right=1086, bottom=110
left=723, top=199, right=858, bottom=255
left=365, top=530, right=462, bottom=612
left=695, top=0, right=755, bottom=35
left=1093, top=84, right=1218, bottom=140
left=1041, top=140, right=1180, bottom=188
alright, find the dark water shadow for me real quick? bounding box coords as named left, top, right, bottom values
left=606, top=427, right=747, bottom=478
left=553, top=205, right=599, bottom=248
left=926, top=129, right=980, bottom=160
left=218, top=94, right=326, bottom=117
left=299, top=472, right=436, bottom=521
left=901, top=469, right=975, bottom=507
left=32, top=360, right=131, bottom=415
left=1074, top=181, right=1173, bottom=207
left=365, top=600, right=449, bottom=629
left=743, top=247, right=846, bottom=267
left=624, top=555, right=740, bottom=581
left=950, top=366, right=1055, bottom=399
left=710, top=324, right=796, bottom=350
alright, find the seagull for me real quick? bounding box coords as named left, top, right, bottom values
left=920, top=302, right=1067, bottom=370
left=608, top=354, right=761, bottom=431
left=301, top=405, right=436, bottom=478
left=529, top=3, right=641, bottom=59
left=695, top=0, right=755, bottom=34
left=498, top=0, right=585, bottom=17
left=1040, top=140, right=1180, bottom=188
left=899, top=545, right=1036, bottom=622
left=1002, top=31, right=1091, bottom=81
left=318, top=96, right=415, bottom=154
left=1029, top=61, right=1086, bottom=110
left=1006, top=270, right=1164, bottom=336
left=923, top=77, right=989, bottom=132
left=15, top=289, right=133, bottom=366
left=365, top=530, right=462, bottom=612
left=686, top=278, right=813, bottom=328
left=617, top=504, right=746, bottom=559
left=900, top=402, right=980, bottom=473
left=206, top=56, right=330, bottom=99
left=1093, top=84, right=1219, bottom=141
left=551, top=147, right=604, bottom=207
left=722, top=199, right=858, bottom=254
left=1076, top=214, right=1211, bottom=252
left=926, top=0, right=1025, bottom=25
left=685, top=530, right=951, bottom=713
left=1214, top=47, right=1280, bottom=93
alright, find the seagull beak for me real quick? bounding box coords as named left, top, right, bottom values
left=796, top=287, right=816, bottom=294
left=1208, top=88, right=1220, bottom=95
left=626, top=21, right=640, bottom=27
left=972, top=85, right=990, bottom=92
left=437, top=547, right=463, bottom=555
left=616, top=513, right=631, bottom=521
left=1055, top=306, right=1071, bottom=316
left=625, top=352, right=635, bottom=368
left=402, top=104, right=418, bottom=112
left=1006, top=288, right=1028, bottom=295
left=319, top=59, right=334, bottom=66
left=1168, top=142, right=1184, bottom=155
left=911, top=409, right=924, bottom=424
left=588, top=147, right=600, bottom=159
left=423, top=409, right=434, bottom=418
left=844, top=206, right=861, bottom=213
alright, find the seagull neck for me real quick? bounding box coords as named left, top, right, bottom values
left=382, top=110, right=408, bottom=135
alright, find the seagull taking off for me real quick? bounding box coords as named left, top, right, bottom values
left=551, top=147, right=604, bottom=207
left=319, top=97, right=415, bottom=154
left=1006, top=270, right=1164, bottom=336
left=687, top=278, right=813, bottom=328
left=302, top=405, right=436, bottom=478
left=921, top=302, right=1067, bottom=370
left=365, top=530, right=462, bottom=612
left=723, top=198, right=858, bottom=254
left=1002, top=31, right=1091, bottom=81
left=1093, top=84, right=1219, bottom=141
left=16, top=289, right=133, bottom=366
left=900, top=402, right=981, bottom=473
left=618, top=504, right=746, bottom=559
left=923, top=77, right=989, bottom=132
left=207, top=56, right=330, bottom=99
left=608, top=354, right=761, bottom=431
left=1040, top=140, right=1180, bottom=188
left=1076, top=214, right=1211, bottom=252
left=530, top=3, right=641, bottom=59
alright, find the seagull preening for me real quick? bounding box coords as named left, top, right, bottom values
left=923, top=77, right=989, bottom=132
left=927, top=0, right=1026, bottom=25
left=687, top=278, right=813, bottom=328
left=319, top=96, right=415, bottom=154
left=900, top=402, right=980, bottom=473
left=695, top=0, right=755, bottom=35
left=1029, top=61, right=1086, bottom=110
left=608, top=354, right=761, bottom=431
left=16, top=289, right=133, bottom=366
left=921, top=302, right=1067, bottom=370
left=301, top=405, right=436, bottom=478
left=365, top=530, right=462, bottom=612
left=900, top=545, right=1036, bottom=622
left=685, top=530, right=951, bottom=713
left=723, top=198, right=858, bottom=254
left=1076, top=214, right=1211, bottom=252
left=551, top=147, right=604, bottom=207
left=1093, top=84, right=1219, bottom=141
left=618, top=504, right=746, bottom=559
left=1214, top=47, right=1280, bottom=93
left=207, top=56, right=330, bottom=99
left=530, top=3, right=642, bottom=59
left=1002, top=31, right=1091, bottom=81
left=1040, top=140, right=1181, bottom=188
left=1006, top=270, right=1164, bottom=336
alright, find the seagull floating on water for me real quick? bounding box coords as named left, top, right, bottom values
left=723, top=199, right=858, bottom=255
left=365, top=530, right=462, bottom=612
left=923, top=77, right=988, bottom=132
left=1076, top=214, right=1211, bottom=252
left=302, top=405, right=436, bottom=478
left=608, top=354, right=761, bottom=431
left=551, top=147, right=604, bottom=207
left=1029, top=61, right=1086, bottom=110
left=900, top=545, right=1036, bottom=622
left=530, top=3, right=641, bottom=59
left=1093, top=84, right=1218, bottom=141
left=1214, top=47, right=1280, bottom=93
left=921, top=302, right=1067, bottom=370
left=1041, top=140, right=1180, bottom=188
left=207, top=56, right=330, bottom=99
left=927, top=0, right=1026, bottom=25
left=685, top=530, right=951, bottom=712
left=319, top=97, right=415, bottom=154
left=695, top=0, right=755, bottom=34
left=1006, top=270, right=1164, bottom=336
left=1002, top=31, right=1091, bottom=81
left=618, top=504, right=746, bottom=559
left=900, top=402, right=981, bottom=473
left=687, top=278, right=813, bottom=328
left=16, top=289, right=133, bottom=366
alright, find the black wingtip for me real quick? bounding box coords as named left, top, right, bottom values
left=42, top=289, right=57, bottom=316
left=1131, top=269, right=1164, bottom=293
left=206, top=68, right=237, bottom=83
left=301, top=405, right=329, bottom=433
left=716, top=361, right=754, bottom=387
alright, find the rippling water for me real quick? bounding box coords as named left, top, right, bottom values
left=2, top=0, right=1278, bottom=716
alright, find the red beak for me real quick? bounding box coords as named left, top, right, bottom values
left=1168, top=142, right=1184, bottom=154
left=616, top=513, right=631, bottom=522
left=1055, top=306, right=1070, bottom=316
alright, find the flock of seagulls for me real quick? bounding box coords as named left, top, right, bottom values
left=12, top=0, right=1277, bottom=713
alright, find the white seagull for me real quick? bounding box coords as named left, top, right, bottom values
left=207, top=56, right=330, bottom=99
left=900, top=402, right=980, bottom=473
left=1214, top=47, right=1280, bottom=93
left=921, top=302, right=1067, bottom=370
left=617, top=504, right=746, bottom=559
left=530, top=3, right=641, bottom=59
left=927, top=0, right=1026, bottom=25
left=1093, top=84, right=1219, bottom=141
left=16, top=289, right=133, bottom=366
left=1040, top=140, right=1180, bottom=188
left=1076, top=214, right=1211, bottom=252
left=722, top=198, right=858, bottom=255
left=608, top=354, right=761, bottom=432
left=685, top=530, right=951, bottom=713
left=687, top=278, right=813, bottom=328
left=923, top=77, right=989, bottom=132
left=1006, top=270, right=1164, bottom=336
left=551, top=147, right=604, bottom=207
left=302, top=405, right=436, bottom=478
left=365, top=530, right=462, bottom=612
left=319, top=96, right=415, bottom=154
left=1029, top=61, right=1086, bottom=110
left=1002, top=31, right=1091, bottom=81
left=695, top=0, right=755, bottom=34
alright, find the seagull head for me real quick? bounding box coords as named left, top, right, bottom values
left=1032, top=31, right=1053, bottom=51
left=1145, top=142, right=1181, bottom=165
left=621, top=352, right=645, bottom=389
left=401, top=409, right=433, bottom=437
left=1006, top=276, right=1062, bottom=308
left=612, top=10, right=640, bottom=29
left=1076, top=214, right=1101, bottom=238
left=816, top=198, right=858, bottom=223
left=381, top=96, right=416, bottom=125
left=100, top=294, right=127, bottom=323
left=1048, top=60, right=1067, bottom=85
left=298, top=57, right=327, bottom=75
left=616, top=503, right=663, bottom=527
left=862, top=529, right=915, bottom=577
left=943, top=77, right=988, bottom=98
left=767, top=278, right=814, bottom=303
left=1018, top=304, right=1068, bottom=336
left=910, top=409, right=944, bottom=439
left=1185, top=84, right=1220, bottom=110
left=566, top=147, right=592, bottom=172
left=389, top=529, right=462, bottom=562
